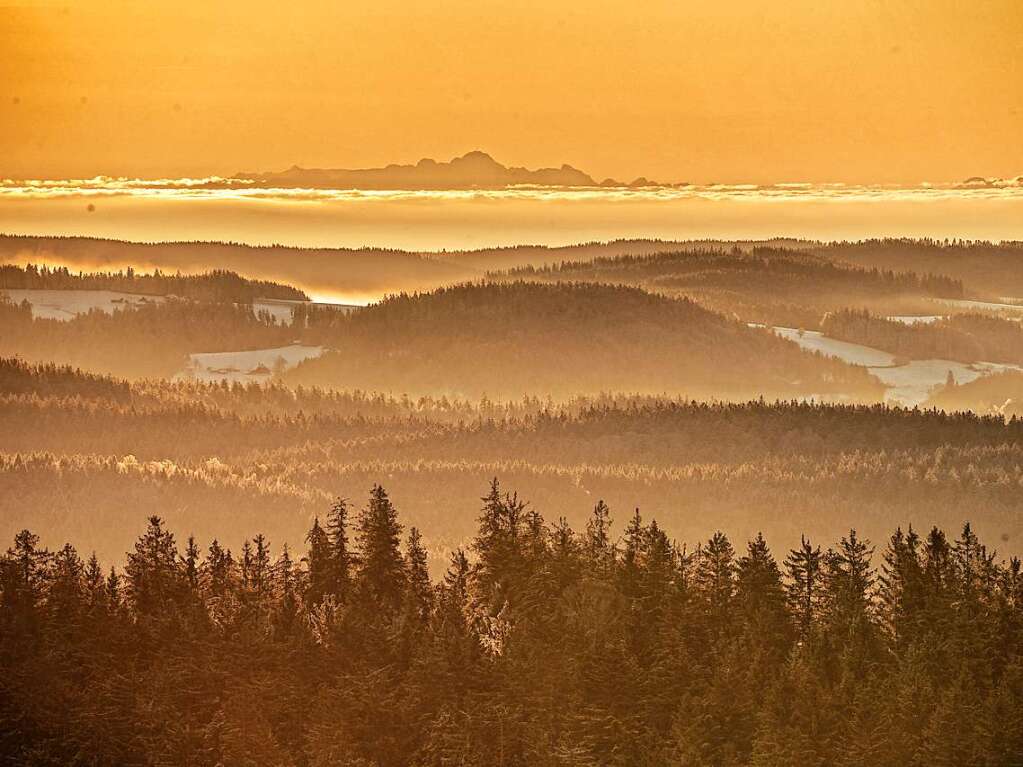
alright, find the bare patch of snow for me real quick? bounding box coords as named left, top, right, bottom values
left=174, top=344, right=324, bottom=384
left=764, top=324, right=1023, bottom=407
left=252, top=298, right=361, bottom=325
left=2, top=288, right=166, bottom=320
left=771, top=327, right=897, bottom=367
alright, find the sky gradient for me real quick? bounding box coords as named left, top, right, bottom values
left=2, top=0, right=1021, bottom=184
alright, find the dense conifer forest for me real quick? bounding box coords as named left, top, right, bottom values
left=2, top=278, right=884, bottom=398
left=927, top=370, right=1023, bottom=418
left=496, top=247, right=965, bottom=329
left=285, top=282, right=882, bottom=400
left=0, top=297, right=296, bottom=379
left=0, top=263, right=308, bottom=302
left=3, top=358, right=1021, bottom=578
left=2, top=482, right=1022, bottom=765
left=820, top=309, right=1023, bottom=366
left=812, top=239, right=1023, bottom=298
left=6, top=235, right=1022, bottom=310
left=0, top=235, right=477, bottom=299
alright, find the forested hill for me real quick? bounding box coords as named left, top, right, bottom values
left=0, top=235, right=477, bottom=299
left=820, top=309, right=1023, bottom=366
left=2, top=484, right=1021, bottom=765
left=813, top=238, right=1023, bottom=298
left=3, top=357, right=1019, bottom=459
left=0, top=297, right=297, bottom=380
left=0, top=263, right=308, bottom=302
left=5, top=358, right=1021, bottom=568
left=927, top=370, right=1023, bottom=418
left=286, top=281, right=883, bottom=400
left=6, top=235, right=1021, bottom=306
left=495, top=247, right=964, bottom=329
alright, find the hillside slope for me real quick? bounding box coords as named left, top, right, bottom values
left=286, top=281, right=883, bottom=400
left=813, top=239, right=1023, bottom=298
left=0, top=235, right=477, bottom=302
left=494, top=247, right=963, bottom=328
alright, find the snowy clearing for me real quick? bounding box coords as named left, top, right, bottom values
left=2, top=288, right=362, bottom=326
left=174, top=344, right=324, bottom=384
left=252, top=298, right=361, bottom=325
left=2, top=288, right=166, bottom=320
left=770, top=327, right=897, bottom=367
left=767, top=325, right=1023, bottom=406
left=934, top=298, right=1023, bottom=315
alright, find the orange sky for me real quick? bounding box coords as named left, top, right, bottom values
left=2, top=0, right=1021, bottom=184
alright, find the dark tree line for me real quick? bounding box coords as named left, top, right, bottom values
left=501, top=246, right=964, bottom=300
left=814, top=239, right=1023, bottom=298
left=491, top=247, right=966, bottom=330
left=821, top=309, right=1023, bottom=366
left=0, top=298, right=300, bottom=379
left=285, top=281, right=882, bottom=401
left=2, top=482, right=1021, bottom=765
left=4, top=356, right=1023, bottom=572
left=1, top=263, right=307, bottom=302
left=928, top=370, right=1023, bottom=419
left=2, top=280, right=881, bottom=397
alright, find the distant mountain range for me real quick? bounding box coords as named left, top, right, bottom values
left=959, top=175, right=1023, bottom=188
left=236, top=151, right=666, bottom=190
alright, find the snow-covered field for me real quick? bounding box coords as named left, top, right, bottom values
left=770, top=327, right=896, bottom=367
left=869, top=360, right=984, bottom=407
left=251, top=300, right=297, bottom=325
left=769, top=325, right=1023, bottom=406
left=174, top=344, right=324, bottom=384
left=934, top=298, right=1023, bottom=315
left=1, top=288, right=165, bottom=320
left=3, top=288, right=362, bottom=325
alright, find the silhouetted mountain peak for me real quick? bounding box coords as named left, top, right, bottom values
left=455, top=150, right=499, bottom=164
left=238, top=151, right=606, bottom=190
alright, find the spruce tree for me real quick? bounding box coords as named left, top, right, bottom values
left=405, top=527, right=433, bottom=621
left=182, top=535, right=200, bottom=593
left=585, top=500, right=615, bottom=576
left=274, top=544, right=299, bottom=632
left=124, top=515, right=182, bottom=616
left=84, top=552, right=105, bottom=609
left=1, top=530, right=50, bottom=617
left=619, top=508, right=646, bottom=601
left=251, top=534, right=272, bottom=599
left=203, top=539, right=235, bottom=597
left=304, top=517, right=333, bottom=607
left=785, top=535, right=823, bottom=642
left=693, top=531, right=736, bottom=644
left=355, top=485, right=406, bottom=610
left=472, top=479, right=527, bottom=607
left=735, top=533, right=791, bottom=658
left=48, top=543, right=84, bottom=619
left=877, top=527, right=924, bottom=648
left=325, top=498, right=353, bottom=600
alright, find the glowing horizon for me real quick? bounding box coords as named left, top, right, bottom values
left=3, top=187, right=1023, bottom=252
left=3, top=0, right=1021, bottom=184
left=3, top=175, right=1023, bottom=204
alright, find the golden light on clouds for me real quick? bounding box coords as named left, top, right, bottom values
left=2, top=0, right=1021, bottom=184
